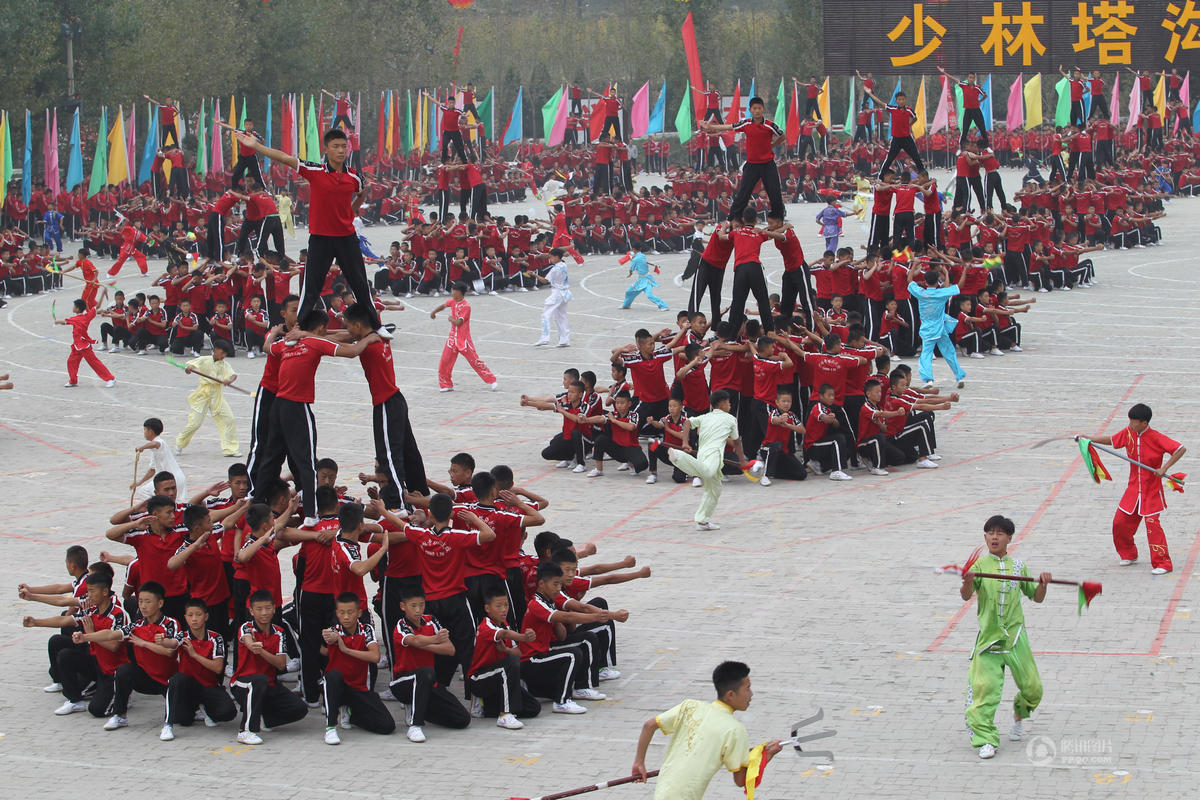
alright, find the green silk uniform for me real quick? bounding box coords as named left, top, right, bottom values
left=964, top=553, right=1044, bottom=748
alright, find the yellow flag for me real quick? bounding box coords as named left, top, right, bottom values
left=385, top=94, right=395, bottom=156
left=744, top=744, right=767, bottom=800
left=1023, top=73, right=1043, bottom=130
left=228, top=94, right=237, bottom=156
left=818, top=77, right=831, bottom=128
left=912, top=76, right=928, bottom=138
left=1153, top=75, right=1167, bottom=118
left=107, top=106, right=129, bottom=185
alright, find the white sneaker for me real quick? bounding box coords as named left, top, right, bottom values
left=555, top=460, right=572, bottom=469
left=598, top=667, right=621, bottom=681
left=616, top=462, right=630, bottom=471
left=236, top=730, right=263, bottom=745
left=137, top=349, right=147, bottom=355
left=1152, top=567, right=1171, bottom=575
left=379, top=688, right=396, bottom=702
left=324, top=727, right=341, bottom=745
left=979, top=743, right=996, bottom=759
left=696, top=521, right=721, bottom=531
left=470, top=698, right=484, bottom=718
left=488, top=381, right=500, bottom=392
left=406, top=293, right=414, bottom=299
left=378, top=327, right=394, bottom=340
left=54, top=700, right=87, bottom=715
left=759, top=476, right=772, bottom=486
left=988, top=348, right=1004, bottom=356
left=673, top=274, right=684, bottom=287
left=407, top=725, right=426, bottom=743
left=160, top=724, right=175, bottom=741
left=552, top=700, right=588, bottom=714
left=103, top=378, right=117, bottom=388
left=586, top=468, right=602, bottom=478
left=246, top=350, right=256, bottom=359
left=572, top=463, right=586, bottom=473
left=108, top=345, right=119, bottom=353
left=968, top=352, right=985, bottom=359
left=533, top=340, right=550, bottom=347
left=572, top=688, right=606, bottom=701
left=63, top=382, right=77, bottom=388
left=692, top=476, right=702, bottom=487
left=1037, top=287, right=1048, bottom=293
left=927, top=454, right=942, bottom=461
left=1010, top=345, right=1022, bottom=352
left=916, top=458, right=939, bottom=469
left=203, top=710, right=217, bottom=727
left=439, top=386, right=454, bottom=392
left=869, top=467, right=890, bottom=476
left=377, top=652, right=389, bottom=671
left=829, top=470, right=852, bottom=481
left=556, top=342, right=570, bottom=348
left=645, top=473, right=657, bottom=484
left=1118, top=558, right=1138, bottom=566
left=1009, top=718, right=1024, bottom=741
left=497, top=712, right=524, bottom=730
left=103, top=714, right=128, bottom=731
left=338, top=705, right=352, bottom=729
left=44, top=682, right=64, bottom=693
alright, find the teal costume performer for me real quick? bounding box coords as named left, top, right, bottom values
left=622, top=250, right=668, bottom=310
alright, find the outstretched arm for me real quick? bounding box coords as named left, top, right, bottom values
left=233, top=131, right=298, bottom=171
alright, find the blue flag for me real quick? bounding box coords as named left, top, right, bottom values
left=21, top=110, right=32, bottom=203
left=1193, top=100, right=1200, bottom=135
left=264, top=94, right=273, bottom=174
left=503, top=87, right=524, bottom=145
left=745, top=78, right=756, bottom=118
left=138, top=101, right=157, bottom=185
left=982, top=75, right=994, bottom=130
left=890, top=78, right=903, bottom=105
left=648, top=81, right=667, bottom=134
left=66, top=109, right=83, bottom=191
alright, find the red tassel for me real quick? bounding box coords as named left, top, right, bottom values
left=1080, top=581, right=1102, bottom=607
left=648, top=439, right=661, bottom=452
left=962, top=545, right=984, bottom=575
left=1168, top=472, right=1186, bottom=493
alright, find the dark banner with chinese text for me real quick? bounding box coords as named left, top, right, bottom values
left=824, top=1, right=1200, bottom=74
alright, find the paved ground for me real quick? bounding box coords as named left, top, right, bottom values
left=1, top=169, right=1197, bottom=799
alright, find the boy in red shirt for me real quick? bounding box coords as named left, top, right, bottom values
left=699, top=97, right=786, bottom=221
left=161, top=598, right=237, bottom=740
left=467, top=587, right=540, bottom=729
left=432, top=281, right=499, bottom=392
left=57, top=297, right=116, bottom=388
left=389, top=586, right=471, bottom=742
left=1084, top=404, right=1187, bottom=574
left=320, top=593, right=394, bottom=744
left=107, top=581, right=185, bottom=733
left=230, top=587, right=308, bottom=744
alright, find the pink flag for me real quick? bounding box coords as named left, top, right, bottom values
left=930, top=76, right=951, bottom=133
left=630, top=81, right=651, bottom=139
left=1006, top=74, right=1024, bottom=131
left=1109, top=72, right=1121, bottom=125
left=212, top=98, right=225, bottom=172
left=126, top=104, right=137, bottom=185
left=548, top=88, right=571, bottom=146
left=1177, top=72, right=1191, bottom=135
left=45, top=109, right=60, bottom=197
left=1126, top=78, right=1141, bottom=132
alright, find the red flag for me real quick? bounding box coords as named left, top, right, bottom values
left=588, top=89, right=608, bottom=141
left=318, top=96, right=325, bottom=132
left=391, top=91, right=401, bottom=156
left=681, top=12, right=706, bottom=121
left=280, top=97, right=293, bottom=156
left=377, top=92, right=386, bottom=169
left=786, top=85, right=800, bottom=147
left=722, top=81, right=741, bottom=147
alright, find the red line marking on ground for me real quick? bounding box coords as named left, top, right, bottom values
left=0, top=422, right=100, bottom=467
left=440, top=407, right=485, bottom=426
left=1149, top=526, right=1200, bottom=656
left=947, top=411, right=965, bottom=428
left=926, top=374, right=1145, bottom=653
left=589, top=485, right=688, bottom=543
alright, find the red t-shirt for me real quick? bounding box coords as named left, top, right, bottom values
left=731, top=118, right=783, bottom=164
left=359, top=339, right=399, bottom=405
left=270, top=335, right=338, bottom=403
left=123, top=526, right=188, bottom=596
left=619, top=346, right=673, bottom=402
left=801, top=351, right=857, bottom=403
left=752, top=355, right=784, bottom=402
left=887, top=105, right=916, bottom=138
left=892, top=185, right=919, bottom=214
left=518, top=592, right=566, bottom=660
left=298, top=516, right=340, bottom=593
left=124, top=614, right=184, bottom=685
left=330, top=536, right=370, bottom=609
left=178, top=629, right=225, bottom=688
left=296, top=161, right=363, bottom=237
left=731, top=226, right=769, bottom=266
left=232, top=620, right=286, bottom=685
left=325, top=620, right=376, bottom=691
left=469, top=617, right=512, bottom=676
left=393, top=613, right=442, bottom=674
left=700, top=230, right=735, bottom=268
left=173, top=529, right=230, bottom=606
left=74, top=600, right=130, bottom=675
left=959, top=83, right=983, bottom=109
left=404, top=523, right=480, bottom=600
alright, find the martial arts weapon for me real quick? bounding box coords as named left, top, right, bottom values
left=1075, top=435, right=1185, bottom=492
left=505, top=710, right=836, bottom=800
left=130, top=451, right=142, bottom=506
left=50, top=300, right=57, bottom=321
left=166, top=355, right=251, bottom=395
left=936, top=546, right=1103, bottom=614
left=505, top=771, right=659, bottom=800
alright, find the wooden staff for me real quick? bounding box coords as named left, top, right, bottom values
left=130, top=451, right=141, bottom=506
left=508, top=771, right=658, bottom=800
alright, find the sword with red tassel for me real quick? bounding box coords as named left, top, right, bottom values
left=936, top=546, right=1103, bottom=615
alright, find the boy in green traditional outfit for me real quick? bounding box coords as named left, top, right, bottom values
left=960, top=514, right=1051, bottom=759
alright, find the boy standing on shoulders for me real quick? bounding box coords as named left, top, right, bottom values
left=962, top=515, right=1049, bottom=759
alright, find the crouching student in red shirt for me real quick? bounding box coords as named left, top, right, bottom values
left=320, top=592, right=395, bottom=744
left=229, top=587, right=308, bottom=745
left=467, top=586, right=541, bottom=730
left=162, top=598, right=238, bottom=741
left=390, top=586, right=471, bottom=743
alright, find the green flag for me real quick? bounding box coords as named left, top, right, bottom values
left=476, top=87, right=494, bottom=140
left=197, top=99, right=207, bottom=177
left=88, top=107, right=109, bottom=197
left=239, top=97, right=247, bottom=127
left=843, top=76, right=855, bottom=132
left=306, top=95, right=319, bottom=158
left=403, top=90, right=414, bottom=155
left=541, top=86, right=563, bottom=139
left=1054, top=77, right=1071, bottom=126
left=674, top=81, right=693, bottom=144
left=775, top=77, right=786, bottom=125
left=1076, top=437, right=1112, bottom=483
